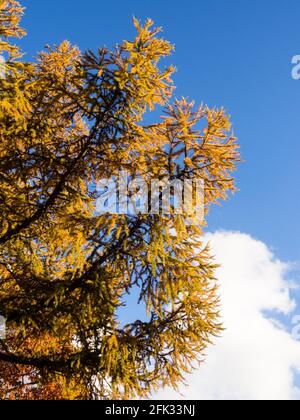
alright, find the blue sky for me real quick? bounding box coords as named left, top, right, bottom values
left=15, top=1, right=300, bottom=399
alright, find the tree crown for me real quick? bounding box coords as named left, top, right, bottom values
left=0, top=1, right=240, bottom=399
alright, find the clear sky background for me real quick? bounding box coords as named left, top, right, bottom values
left=17, top=0, right=300, bottom=399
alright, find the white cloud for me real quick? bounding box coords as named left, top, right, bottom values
left=156, top=231, right=300, bottom=400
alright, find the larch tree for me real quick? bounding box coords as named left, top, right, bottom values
left=0, top=0, right=240, bottom=400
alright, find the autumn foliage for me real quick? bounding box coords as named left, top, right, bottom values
left=0, top=0, right=240, bottom=399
